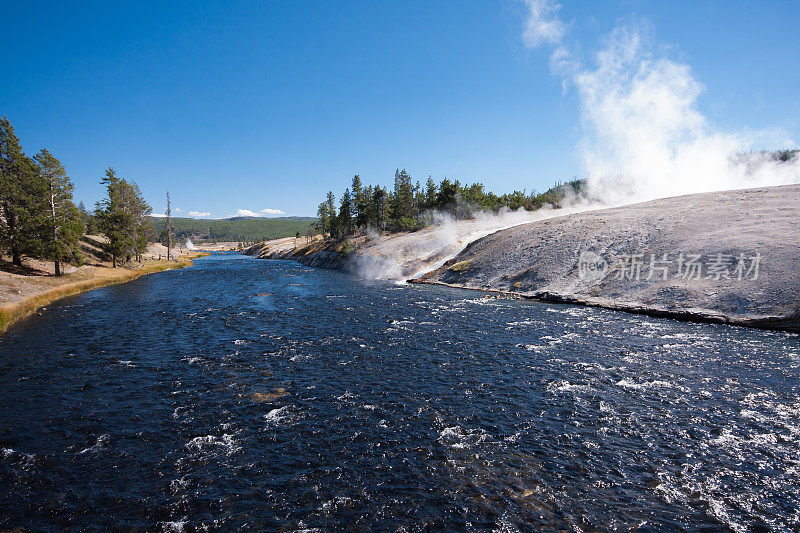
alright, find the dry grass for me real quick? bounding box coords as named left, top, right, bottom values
left=0, top=256, right=197, bottom=335
left=448, top=259, right=473, bottom=273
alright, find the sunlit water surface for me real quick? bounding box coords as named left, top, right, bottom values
left=1, top=253, right=798, bottom=531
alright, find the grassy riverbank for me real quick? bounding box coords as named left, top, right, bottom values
left=0, top=254, right=207, bottom=335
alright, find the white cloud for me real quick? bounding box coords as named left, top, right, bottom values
left=151, top=213, right=167, bottom=218
left=188, top=211, right=211, bottom=217
left=522, top=0, right=565, bottom=47
left=174, top=207, right=183, bottom=213
left=230, top=208, right=285, bottom=218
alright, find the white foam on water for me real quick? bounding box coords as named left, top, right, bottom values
left=438, top=425, right=490, bottom=449
left=517, top=343, right=546, bottom=352
left=493, top=510, right=522, bottom=533
left=264, top=406, right=290, bottom=425
left=1, top=447, right=34, bottom=462
left=78, top=434, right=109, bottom=455
left=320, top=496, right=354, bottom=514
left=185, top=433, right=239, bottom=456
left=336, top=391, right=357, bottom=402
left=616, top=378, right=688, bottom=392
left=160, top=520, right=188, bottom=533
left=170, top=476, right=190, bottom=495
left=547, top=380, right=592, bottom=393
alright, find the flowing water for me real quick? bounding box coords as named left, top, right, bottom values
left=1, top=253, right=798, bottom=531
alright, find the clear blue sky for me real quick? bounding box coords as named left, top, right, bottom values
left=2, top=1, right=798, bottom=217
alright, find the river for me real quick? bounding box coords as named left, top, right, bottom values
left=1, top=253, right=798, bottom=531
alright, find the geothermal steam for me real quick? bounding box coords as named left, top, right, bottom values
left=523, top=0, right=800, bottom=204
left=353, top=1, right=799, bottom=280
left=351, top=206, right=575, bottom=280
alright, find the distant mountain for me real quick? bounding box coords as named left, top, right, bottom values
left=222, top=215, right=315, bottom=222
left=150, top=216, right=317, bottom=243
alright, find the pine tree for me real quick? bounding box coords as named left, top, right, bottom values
left=363, top=185, right=374, bottom=227
left=96, top=168, right=126, bottom=267
left=95, top=168, right=152, bottom=266
left=372, top=186, right=388, bottom=231
left=34, top=149, right=84, bottom=276
left=317, top=201, right=329, bottom=237
left=390, top=169, right=414, bottom=227
left=0, top=116, right=47, bottom=266
left=78, top=201, right=97, bottom=234
left=120, top=179, right=152, bottom=262
left=352, top=174, right=366, bottom=228
left=339, top=188, right=352, bottom=235
left=326, top=191, right=338, bottom=238
left=425, top=176, right=437, bottom=209
left=413, top=180, right=423, bottom=219
left=436, top=178, right=458, bottom=210
left=391, top=169, right=401, bottom=221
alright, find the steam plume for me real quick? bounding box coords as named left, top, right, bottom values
left=523, top=0, right=800, bottom=204
left=350, top=2, right=799, bottom=281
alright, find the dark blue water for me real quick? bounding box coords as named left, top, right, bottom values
left=1, top=253, right=799, bottom=531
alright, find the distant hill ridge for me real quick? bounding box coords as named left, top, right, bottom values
left=150, top=216, right=317, bottom=243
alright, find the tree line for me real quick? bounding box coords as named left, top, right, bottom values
left=317, top=169, right=585, bottom=238
left=149, top=216, right=316, bottom=244
left=1, top=116, right=157, bottom=274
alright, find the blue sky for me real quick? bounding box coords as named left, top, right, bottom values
left=2, top=1, right=798, bottom=217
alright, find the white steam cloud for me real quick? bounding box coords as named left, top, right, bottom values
left=523, top=0, right=799, bottom=204
left=351, top=203, right=593, bottom=281
left=341, top=2, right=799, bottom=281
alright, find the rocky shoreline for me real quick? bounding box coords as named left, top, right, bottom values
left=246, top=185, right=800, bottom=332
left=412, top=185, right=800, bottom=332
left=244, top=236, right=350, bottom=270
